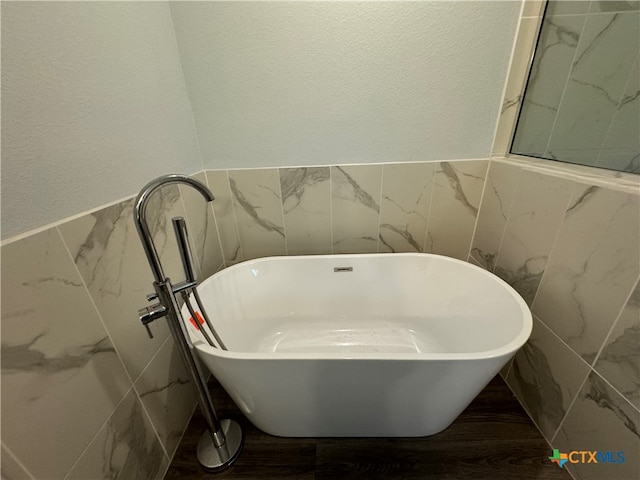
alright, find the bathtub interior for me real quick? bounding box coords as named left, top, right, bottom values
left=182, top=254, right=531, bottom=359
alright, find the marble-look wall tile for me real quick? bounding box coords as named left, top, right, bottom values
left=427, top=160, right=488, bottom=260
left=179, top=172, right=224, bottom=279
left=546, top=12, right=639, bottom=164
left=66, top=389, right=168, bottom=480
left=331, top=165, right=382, bottom=254
left=470, top=161, right=522, bottom=269
left=511, top=14, right=586, bottom=156
left=58, top=196, right=176, bottom=381
left=594, top=279, right=640, bottom=410
left=279, top=167, right=331, bottom=255
left=134, top=337, right=196, bottom=458
left=378, top=163, right=435, bottom=253
left=228, top=169, right=286, bottom=260
left=532, top=186, right=640, bottom=364
left=206, top=170, right=243, bottom=265
left=1, top=229, right=131, bottom=479
left=553, top=371, right=639, bottom=480
left=493, top=171, right=575, bottom=305
left=1, top=444, right=34, bottom=480
left=506, top=317, right=591, bottom=440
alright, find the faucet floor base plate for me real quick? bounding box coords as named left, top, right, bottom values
left=197, top=419, right=244, bottom=471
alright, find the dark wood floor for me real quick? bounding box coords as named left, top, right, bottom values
left=165, top=375, right=572, bottom=480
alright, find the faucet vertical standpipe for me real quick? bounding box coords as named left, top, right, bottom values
left=172, top=216, right=227, bottom=350
left=134, top=174, right=242, bottom=471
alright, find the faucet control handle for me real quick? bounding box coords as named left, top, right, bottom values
left=144, top=324, right=154, bottom=339
left=138, top=303, right=168, bottom=339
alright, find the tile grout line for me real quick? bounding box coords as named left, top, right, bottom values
left=531, top=314, right=595, bottom=437
left=465, top=159, right=491, bottom=262
left=500, top=374, right=555, bottom=446
left=131, top=332, right=174, bottom=386
left=491, top=163, right=524, bottom=273
left=6, top=158, right=630, bottom=249
left=2, top=443, right=37, bottom=480
left=591, top=368, right=640, bottom=415
left=177, top=187, right=204, bottom=280
left=203, top=171, right=228, bottom=272
left=530, top=312, right=640, bottom=441
left=552, top=9, right=640, bottom=17
left=202, top=157, right=490, bottom=173
left=328, top=167, right=333, bottom=255
left=420, top=164, right=436, bottom=254
left=502, top=356, right=515, bottom=382
left=1, top=193, right=137, bottom=247
left=593, top=51, right=640, bottom=168
left=131, top=334, right=184, bottom=461
left=508, top=297, right=640, bottom=446
left=501, top=377, right=579, bottom=480
left=162, top=400, right=200, bottom=474
left=119, top=335, right=176, bottom=463
left=421, top=163, right=438, bottom=252
left=529, top=180, right=580, bottom=309
left=375, top=165, right=385, bottom=253
left=155, top=455, right=173, bottom=480
left=329, top=166, right=334, bottom=254
left=542, top=13, right=589, bottom=157
left=54, top=226, right=136, bottom=390
left=534, top=313, right=593, bottom=372
left=549, top=368, right=592, bottom=445
left=61, top=386, right=137, bottom=480
left=469, top=252, right=485, bottom=267
left=56, top=217, right=175, bottom=477
left=135, top=390, right=173, bottom=463
left=589, top=272, right=639, bottom=369
left=505, top=314, right=585, bottom=479
left=226, top=169, right=245, bottom=264
left=277, top=168, right=289, bottom=256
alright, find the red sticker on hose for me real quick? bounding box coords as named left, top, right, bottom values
left=189, top=312, right=205, bottom=329
left=189, top=316, right=201, bottom=330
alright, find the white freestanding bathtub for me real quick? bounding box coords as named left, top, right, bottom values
left=183, top=253, right=532, bottom=437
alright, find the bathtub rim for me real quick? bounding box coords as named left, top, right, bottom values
left=190, top=253, right=533, bottom=361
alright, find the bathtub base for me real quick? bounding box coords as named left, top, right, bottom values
left=204, top=354, right=511, bottom=438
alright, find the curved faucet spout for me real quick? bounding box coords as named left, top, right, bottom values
left=134, top=174, right=214, bottom=283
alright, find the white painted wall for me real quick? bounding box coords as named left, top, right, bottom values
left=1, top=2, right=203, bottom=239
left=170, top=1, right=522, bottom=169
left=1, top=1, right=523, bottom=239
